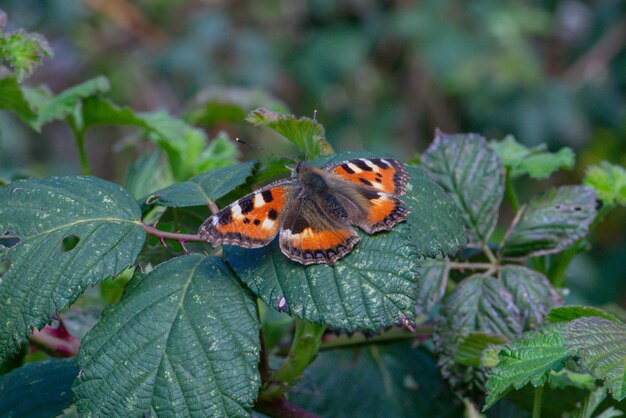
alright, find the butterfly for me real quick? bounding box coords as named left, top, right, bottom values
left=198, top=157, right=411, bottom=266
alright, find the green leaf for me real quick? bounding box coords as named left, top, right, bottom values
left=81, top=95, right=149, bottom=128
left=500, top=186, right=597, bottom=258
left=0, top=176, right=145, bottom=361
left=290, top=342, right=462, bottom=418
left=484, top=325, right=570, bottom=410
left=415, top=258, right=449, bottom=315
left=422, top=131, right=504, bottom=244
left=584, top=162, right=626, bottom=206
left=0, top=28, right=52, bottom=81
left=565, top=317, right=626, bottom=400
left=437, top=275, right=523, bottom=352
left=148, top=160, right=257, bottom=207
left=34, top=77, right=111, bottom=129
left=0, top=76, right=38, bottom=127
left=491, top=136, right=575, bottom=179
left=0, top=359, right=77, bottom=418
left=80, top=96, right=216, bottom=180
left=499, top=266, right=561, bottom=330
left=225, top=151, right=466, bottom=332
left=547, top=306, right=623, bottom=325
left=246, top=108, right=331, bottom=158
left=226, top=225, right=418, bottom=332
left=73, top=255, right=261, bottom=417
left=186, top=86, right=288, bottom=126
left=455, top=332, right=508, bottom=367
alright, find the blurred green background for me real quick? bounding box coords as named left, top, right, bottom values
left=0, top=0, right=624, bottom=304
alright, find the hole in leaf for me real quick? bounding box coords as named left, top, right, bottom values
left=0, top=234, right=20, bottom=249
left=61, top=235, right=80, bottom=252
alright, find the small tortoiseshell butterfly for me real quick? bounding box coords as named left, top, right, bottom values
left=198, top=158, right=410, bottom=266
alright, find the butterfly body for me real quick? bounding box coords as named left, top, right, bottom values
left=199, top=158, right=410, bottom=266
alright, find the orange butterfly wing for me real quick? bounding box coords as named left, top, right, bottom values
left=326, top=158, right=409, bottom=195
left=198, top=180, right=293, bottom=248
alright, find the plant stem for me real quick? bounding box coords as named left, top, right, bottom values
left=504, top=169, right=520, bottom=212
left=69, top=120, right=91, bottom=175
left=254, top=397, right=321, bottom=418
left=447, top=262, right=494, bottom=270
left=532, top=386, right=543, bottom=418
left=140, top=222, right=206, bottom=243
left=482, top=243, right=498, bottom=265
left=319, top=326, right=432, bottom=350
left=261, top=318, right=326, bottom=400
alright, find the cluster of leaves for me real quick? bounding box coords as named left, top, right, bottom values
left=1, top=14, right=626, bottom=418
left=415, top=133, right=626, bottom=415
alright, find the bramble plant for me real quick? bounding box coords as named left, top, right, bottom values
left=1, top=13, right=626, bottom=418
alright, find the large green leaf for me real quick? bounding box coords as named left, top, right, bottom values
left=422, top=132, right=504, bottom=244
left=73, top=255, right=261, bottom=417
left=500, top=186, right=597, bottom=258
left=226, top=224, right=418, bottom=332
left=290, top=341, right=462, bottom=418
left=0, top=359, right=77, bottom=418
left=246, top=108, right=331, bottom=157
left=148, top=161, right=257, bottom=207
left=499, top=266, right=561, bottom=330
left=34, top=77, right=111, bottom=129
left=225, top=151, right=466, bottom=332
left=490, top=136, right=575, bottom=179
left=484, top=325, right=570, bottom=410
left=565, top=317, right=626, bottom=401
left=584, top=162, right=626, bottom=206
left=0, top=176, right=145, bottom=362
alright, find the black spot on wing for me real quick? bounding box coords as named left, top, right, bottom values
left=359, top=178, right=373, bottom=187
left=253, top=219, right=261, bottom=226
left=268, top=208, right=278, bottom=220
left=239, top=197, right=254, bottom=214
left=261, top=189, right=273, bottom=203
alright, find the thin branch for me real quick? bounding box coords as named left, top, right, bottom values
left=140, top=222, right=206, bottom=243
left=319, top=326, right=431, bottom=351
left=208, top=200, right=219, bottom=215
left=446, top=261, right=495, bottom=271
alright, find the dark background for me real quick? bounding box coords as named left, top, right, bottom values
left=0, top=0, right=624, bottom=306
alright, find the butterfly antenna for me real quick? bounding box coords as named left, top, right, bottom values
left=235, top=137, right=289, bottom=161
